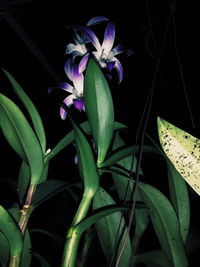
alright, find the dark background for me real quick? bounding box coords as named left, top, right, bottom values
left=0, top=0, right=200, bottom=266
left=1, top=0, right=199, bottom=188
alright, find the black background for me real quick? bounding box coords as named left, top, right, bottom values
left=1, top=0, right=199, bottom=186
left=1, top=0, right=200, bottom=266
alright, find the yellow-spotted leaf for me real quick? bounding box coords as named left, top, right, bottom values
left=157, top=117, right=200, bottom=195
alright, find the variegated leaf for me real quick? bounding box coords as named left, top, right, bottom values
left=157, top=117, right=200, bottom=195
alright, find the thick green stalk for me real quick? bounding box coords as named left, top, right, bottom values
left=61, top=194, right=93, bottom=267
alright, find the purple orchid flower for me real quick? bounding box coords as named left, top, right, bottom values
left=67, top=16, right=133, bottom=83
left=48, top=59, right=85, bottom=120
left=65, top=16, right=108, bottom=62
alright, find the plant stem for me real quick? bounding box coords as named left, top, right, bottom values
left=8, top=256, right=20, bottom=267
left=61, top=194, right=92, bottom=267
left=18, top=184, right=36, bottom=236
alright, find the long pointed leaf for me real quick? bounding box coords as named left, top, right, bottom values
left=134, top=250, right=171, bottom=267
left=21, top=230, right=32, bottom=267
left=69, top=118, right=99, bottom=197
left=44, top=121, right=126, bottom=164
left=84, top=59, right=114, bottom=166
left=167, top=161, right=190, bottom=243
left=111, top=132, right=143, bottom=200
left=92, top=187, right=132, bottom=266
left=0, top=233, right=9, bottom=267
left=2, top=68, right=46, bottom=153
left=32, top=179, right=69, bottom=209
left=138, top=182, right=188, bottom=266
left=18, top=161, right=31, bottom=204
left=157, top=117, right=200, bottom=195
left=75, top=205, right=128, bottom=236
left=146, top=134, right=190, bottom=244
left=0, top=93, right=44, bottom=185
left=8, top=207, right=32, bottom=267
left=100, top=145, right=157, bottom=168
left=0, top=205, right=23, bottom=259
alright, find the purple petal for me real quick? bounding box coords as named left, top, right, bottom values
left=72, top=65, right=84, bottom=94
left=126, top=49, right=134, bottom=56
left=64, top=58, right=73, bottom=81
left=113, top=57, right=123, bottom=84
left=78, top=53, right=90, bottom=73
left=102, top=22, right=115, bottom=55
left=112, top=44, right=125, bottom=56
left=48, top=82, right=73, bottom=93
left=73, top=98, right=84, bottom=111
left=107, top=61, right=115, bottom=71
left=111, top=44, right=134, bottom=57
left=60, top=95, right=74, bottom=120
left=60, top=107, right=67, bottom=120
left=86, top=16, right=109, bottom=26
left=73, top=25, right=101, bottom=51
left=50, top=82, right=73, bottom=93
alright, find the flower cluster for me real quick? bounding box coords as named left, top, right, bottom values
left=49, top=16, right=132, bottom=120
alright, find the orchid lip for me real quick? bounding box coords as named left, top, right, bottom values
left=73, top=98, right=84, bottom=111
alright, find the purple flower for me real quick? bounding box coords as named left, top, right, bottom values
left=67, top=17, right=133, bottom=83
left=48, top=59, right=85, bottom=120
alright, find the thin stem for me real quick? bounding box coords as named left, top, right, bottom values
left=8, top=256, right=20, bottom=267
left=18, top=184, right=36, bottom=236
left=61, top=194, right=93, bottom=267
left=172, top=15, right=196, bottom=131
left=115, top=13, right=173, bottom=267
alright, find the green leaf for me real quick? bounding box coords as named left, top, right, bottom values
left=100, top=145, right=157, bottom=168
left=32, top=179, right=69, bottom=209
left=69, top=117, right=99, bottom=197
left=146, top=133, right=190, bottom=244
left=0, top=93, right=44, bottom=185
left=138, top=182, right=188, bottom=266
left=157, top=117, right=200, bottom=195
left=0, top=205, right=23, bottom=259
left=18, top=161, right=31, bottom=204
left=21, top=230, right=32, bottom=267
left=92, top=187, right=132, bottom=267
left=132, top=207, right=149, bottom=254
left=2, top=68, right=46, bottom=153
left=111, top=132, right=143, bottom=201
left=185, top=229, right=200, bottom=255
left=7, top=206, right=32, bottom=266
left=134, top=250, right=171, bottom=267
left=167, top=161, right=190, bottom=243
left=84, top=59, right=114, bottom=166
left=63, top=202, right=128, bottom=267
left=44, top=121, right=126, bottom=164
left=75, top=204, right=128, bottom=237
left=0, top=232, right=9, bottom=267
